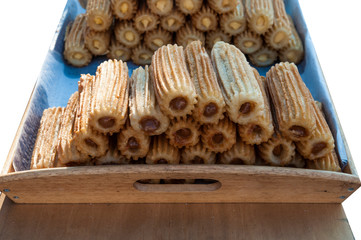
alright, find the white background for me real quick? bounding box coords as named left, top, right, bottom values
left=0, top=0, right=360, bottom=238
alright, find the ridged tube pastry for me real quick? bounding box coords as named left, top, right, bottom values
left=296, top=100, right=335, bottom=160
left=58, top=92, right=90, bottom=166
left=86, top=0, right=113, bottom=31
left=147, top=0, right=173, bottom=16
left=266, top=62, right=316, bottom=141
left=131, top=44, right=153, bottom=65
left=145, top=28, right=173, bottom=51
left=89, top=59, right=129, bottom=134
left=201, top=117, right=236, bottom=153
left=166, top=117, right=200, bottom=148
left=249, top=46, right=277, bottom=67
left=146, top=135, right=180, bottom=164
left=208, top=0, right=236, bottom=14
left=84, top=27, right=111, bottom=55
left=219, top=138, right=255, bottom=165
left=95, top=135, right=128, bottom=165
left=192, top=5, right=218, bottom=32
left=307, top=150, right=341, bottom=172
left=31, top=107, right=64, bottom=169
left=220, top=0, right=246, bottom=36
left=134, top=2, right=159, bottom=33
left=257, top=131, right=295, bottom=166
left=114, top=21, right=142, bottom=48
left=176, top=24, right=206, bottom=48
left=107, top=36, right=131, bottom=61
left=129, top=66, right=169, bottom=135
left=264, top=0, right=291, bottom=49
left=111, top=0, right=137, bottom=20
left=63, top=14, right=92, bottom=67
left=245, top=0, right=274, bottom=34
left=117, top=121, right=151, bottom=160
left=286, top=152, right=305, bottom=168
left=74, top=74, right=109, bottom=157
left=211, top=41, right=265, bottom=124
left=185, top=41, right=226, bottom=124
left=176, top=0, right=203, bottom=15
left=233, top=30, right=262, bottom=54
left=205, top=30, right=232, bottom=50
left=160, top=10, right=185, bottom=32
left=181, top=142, right=216, bottom=164
left=151, top=44, right=197, bottom=118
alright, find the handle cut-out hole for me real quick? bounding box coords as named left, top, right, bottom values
left=134, top=179, right=221, bottom=192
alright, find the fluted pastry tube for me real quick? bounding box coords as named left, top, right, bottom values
left=160, top=10, right=185, bottom=32
left=134, top=2, right=159, bottom=33
left=205, top=30, right=232, bottom=50
left=279, top=16, right=304, bottom=64
left=264, top=0, right=291, bottom=49
left=131, top=44, right=153, bottom=65
left=176, top=0, right=203, bottom=15
left=111, top=0, right=137, bottom=20
left=31, top=107, right=64, bottom=169
left=107, top=36, right=131, bottom=61
left=176, top=24, right=205, bottom=48
left=146, top=135, right=180, bottom=164
left=145, top=27, right=173, bottom=51
left=245, top=0, right=274, bottom=34
left=147, top=0, right=173, bottom=16
left=84, top=27, right=111, bottom=55
left=185, top=41, right=226, bottom=124
left=208, top=0, right=236, bottom=14
left=211, top=41, right=265, bottom=124
left=220, top=0, right=246, bottom=36
left=58, top=92, right=91, bottom=166
left=266, top=62, right=316, bottom=141
left=86, top=0, right=113, bottom=31
left=117, top=121, right=151, bottom=160
left=114, top=21, right=142, bottom=48
left=233, top=30, right=262, bottom=54
left=201, top=117, right=236, bottom=153
left=89, top=59, right=129, bottom=134
left=95, top=134, right=129, bottom=165
left=192, top=5, right=218, bottom=32
left=74, top=74, right=109, bottom=157
left=181, top=142, right=216, bottom=164
left=219, top=138, right=255, bottom=165
left=63, top=14, right=92, bottom=67
left=307, top=150, right=341, bottom=172
left=249, top=46, right=277, bottom=67
left=166, top=117, right=200, bottom=148
left=296, top=100, right=335, bottom=160
left=286, top=152, right=305, bottom=168
left=129, top=66, right=169, bottom=135
left=151, top=44, right=197, bottom=118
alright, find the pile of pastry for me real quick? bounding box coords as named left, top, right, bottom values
left=32, top=41, right=339, bottom=172
left=63, top=0, right=303, bottom=68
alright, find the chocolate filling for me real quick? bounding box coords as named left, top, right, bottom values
left=230, top=158, right=244, bottom=164
left=239, top=102, right=252, bottom=115
left=140, top=117, right=160, bottom=133
left=98, top=117, right=115, bottom=129
left=169, top=97, right=187, bottom=111
left=127, top=137, right=140, bottom=150
left=212, top=133, right=224, bottom=144
left=289, top=125, right=307, bottom=138
left=191, top=156, right=204, bottom=164
left=203, top=103, right=218, bottom=117
left=311, top=142, right=327, bottom=155
left=156, top=158, right=168, bottom=164
left=85, top=138, right=98, bottom=149
left=273, top=144, right=284, bottom=157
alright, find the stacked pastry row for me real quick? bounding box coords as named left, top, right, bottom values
left=33, top=41, right=338, bottom=172
left=63, top=0, right=303, bottom=68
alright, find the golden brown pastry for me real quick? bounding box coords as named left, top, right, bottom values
left=175, top=0, right=203, bottom=15
left=286, top=152, right=305, bottom=168
left=144, top=27, right=173, bottom=51
left=233, top=30, right=262, bottom=54
left=89, top=59, right=129, bottom=134
left=166, top=117, right=200, bottom=148
left=219, top=138, right=255, bottom=165
left=245, top=0, right=274, bottom=34
left=151, top=44, right=197, bottom=118
left=220, top=0, right=246, bottom=36
left=31, top=107, right=64, bottom=169
left=107, top=35, right=132, bottom=61
left=205, top=29, right=232, bottom=50
left=86, top=0, right=113, bottom=31
left=264, top=0, right=291, bottom=49
left=184, top=41, right=226, bottom=124
left=279, top=16, right=304, bottom=64
left=74, top=74, right=109, bottom=157
left=147, top=0, right=173, bottom=16
left=160, top=10, right=185, bottom=32
left=63, top=14, right=92, bottom=67
left=248, top=46, right=277, bottom=67
left=114, top=21, right=142, bottom=48
left=307, top=150, right=341, bottom=172
left=131, top=44, right=153, bottom=65
left=84, top=27, right=111, bottom=55
left=211, top=41, right=265, bottom=124
left=201, top=117, right=236, bottom=153
left=146, top=135, right=180, bottom=164
left=181, top=142, right=216, bottom=164
left=129, top=65, right=169, bottom=135
left=134, top=2, right=159, bottom=33
left=192, top=5, right=218, bottom=32
left=208, top=0, right=237, bottom=14
left=176, top=24, right=206, bottom=48
left=95, top=135, right=129, bottom=165
left=266, top=62, right=316, bottom=141
left=111, top=0, right=138, bottom=20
